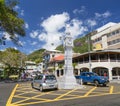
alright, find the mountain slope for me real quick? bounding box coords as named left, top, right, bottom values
left=27, top=49, right=45, bottom=63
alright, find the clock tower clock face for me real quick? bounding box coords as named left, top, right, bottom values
left=66, top=37, right=72, bottom=46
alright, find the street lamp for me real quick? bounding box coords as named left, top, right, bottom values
left=86, top=31, right=97, bottom=72
left=87, top=34, right=92, bottom=72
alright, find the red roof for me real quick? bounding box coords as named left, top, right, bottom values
left=50, top=54, right=64, bottom=62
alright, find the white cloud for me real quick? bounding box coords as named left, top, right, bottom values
left=18, top=41, right=26, bottom=46
left=14, top=5, right=20, bottom=10
left=41, top=12, right=69, bottom=33
left=31, top=41, right=37, bottom=45
left=30, top=30, right=39, bottom=38
left=3, top=32, right=11, bottom=41
left=13, top=47, right=18, bottom=50
left=14, top=6, right=25, bottom=16
left=38, top=12, right=70, bottom=50
left=73, top=6, right=86, bottom=14
left=38, top=33, right=47, bottom=41
left=25, top=23, right=29, bottom=29
left=68, top=19, right=88, bottom=38
left=38, top=12, right=88, bottom=50
left=87, top=19, right=97, bottom=27
left=95, top=11, right=111, bottom=18
left=103, top=11, right=111, bottom=18
left=20, top=10, right=24, bottom=16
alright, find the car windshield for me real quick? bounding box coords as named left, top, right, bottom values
left=45, top=75, right=56, bottom=80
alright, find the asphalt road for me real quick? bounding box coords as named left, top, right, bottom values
left=0, top=81, right=16, bottom=106
left=30, top=94, right=120, bottom=106
left=1, top=81, right=120, bottom=106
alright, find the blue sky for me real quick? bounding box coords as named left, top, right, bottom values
left=1, top=0, right=120, bottom=54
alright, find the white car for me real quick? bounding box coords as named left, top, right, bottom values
left=31, top=74, right=58, bottom=91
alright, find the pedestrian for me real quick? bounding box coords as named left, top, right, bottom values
left=104, top=72, right=107, bottom=77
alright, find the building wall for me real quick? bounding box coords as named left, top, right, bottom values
left=91, top=22, right=120, bottom=50
left=25, top=61, right=37, bottom=74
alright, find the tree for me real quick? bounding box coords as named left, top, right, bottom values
left=0, top=48, right=27, bottom=77
left=0, top=0, right=25, bottom=43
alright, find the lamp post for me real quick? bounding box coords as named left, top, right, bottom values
left=87, top=34, right=92, bottom=72
left=86, top=31, right=97, bottom=72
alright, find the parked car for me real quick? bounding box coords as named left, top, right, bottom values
left=31, top=74, right=58, bottom=91
left=79, top=72, right=109, bottom=86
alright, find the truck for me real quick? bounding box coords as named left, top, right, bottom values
left=78, top=72, right=109, bottom=86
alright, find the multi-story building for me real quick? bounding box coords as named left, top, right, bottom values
left=91, top=22, right=120, bottom=51
left=37, top=62, right=44, bottom=73
left=25, top=61, right=37, bottom=75
left=42, top=50, right=63, bottom=71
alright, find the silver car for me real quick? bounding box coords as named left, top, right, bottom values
left=31, top=74, right=58, bottom=91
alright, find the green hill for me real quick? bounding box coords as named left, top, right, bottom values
left=56, top=36, right=91, bottom=53
left=27, top=49, right=45, bottom=63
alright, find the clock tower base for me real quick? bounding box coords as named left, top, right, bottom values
left=58, top=66, right=83, bottom=89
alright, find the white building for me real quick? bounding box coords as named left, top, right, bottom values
left=37, top=62, right=44, bottom=73
left=25, top=61, right=37, bottom=74
left=91, top=22, right=120, bottom=50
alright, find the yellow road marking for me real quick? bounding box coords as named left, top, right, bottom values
left=109, top=86, right=114, bottom=94
left=84, top=87, right=97, bottom=97
left=6, top=84, right=18, bottom=106
left=14, top=92, right=120, bottom=106
left=14, top=90, right=40, bottom=96
left=8, top=83, right=119, bottom=106
left=54, top=88, right=77, bottom=100
left=15, top=92, right=120, bottom=106
left=13, top=91, right=53, bottom=105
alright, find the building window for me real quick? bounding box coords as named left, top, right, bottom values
left=107, top=29, right=120, bottom=38
left=91, top=54, right=98, bottom=62
left=78, top=58, right=83, bottom=64
left=117, top=54, right=120, bottom=62
left=84, top=55, right=89, bottom=63
left=99, top=53, right=108, bottom=62
left=107, top=38, right=120, bottom=45
left=92, top=37, right=102, bottom=43
left=110, top=54, right=116, bottom=62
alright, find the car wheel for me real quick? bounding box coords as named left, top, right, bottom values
left=83, top=82, right=87, bottom=85
left=94, top=80, right=99, bottom=87
left=103, top=84, right=107, bottom=87
left=55, top=87, right=58, bottom=90
left=39, top=85, right=43, bottom=92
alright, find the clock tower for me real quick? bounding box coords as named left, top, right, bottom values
left=62, top=27, right=80, bottom=89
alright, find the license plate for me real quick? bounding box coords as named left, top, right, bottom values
left=49, top=85, right=54, bottom=87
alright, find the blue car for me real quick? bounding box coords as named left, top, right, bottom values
left=79, top=72, right=109, bottom=86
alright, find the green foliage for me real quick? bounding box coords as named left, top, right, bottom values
left=27, top=49, right=45, bottom=63
left=56, top=36, right=92, bottom=53
left=0, top=47, right=27, bottom=78
left=56, top=45, right=64, bottom=52
left=0, top=0, right=25, bottom=43
left=73, top=63, right=77, bottom=69
left=73, top=36, right=88, bottom=53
